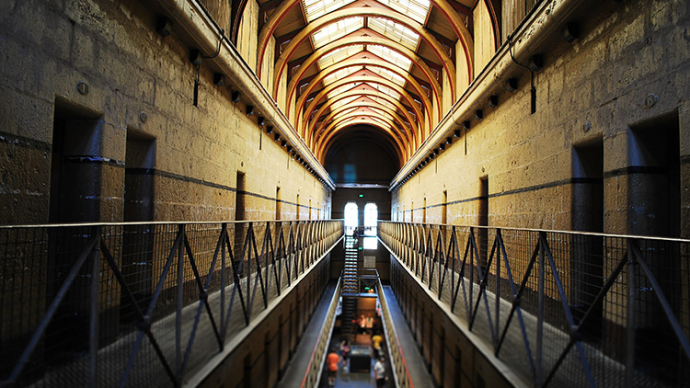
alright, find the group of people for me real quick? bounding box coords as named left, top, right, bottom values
left=326, top=332, right=387, bottom=387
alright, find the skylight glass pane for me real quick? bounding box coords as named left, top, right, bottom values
left=331, top=95, right=359, bottom=110
left=327, top=82, right=361, bottom=100
left=311, top=17, right=364, bottom=49
left=375, top=0, right=431, bottom=25
left=367, top=45, right=412, bottom=72
left=370, top=95, right=397, bottom=111
left=318, top=45, right=364, bottom=70
left=323, top=65, right=363, bottom=86
left=367, top=66, right=406, bottom=87
left=365, top=82, right=400, bottom=100
left=302, top=0, right=357, bottom=22
left=368, top=18, right=420, bottom=51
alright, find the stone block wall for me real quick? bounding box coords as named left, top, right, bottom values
left=0, top=0, right=331, bottom=225
left=392, top=0, right=690, bottom=238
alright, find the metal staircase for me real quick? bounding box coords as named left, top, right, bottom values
left=341, top=234, right=359, bottom=338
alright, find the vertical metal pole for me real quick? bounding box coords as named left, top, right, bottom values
left=220, top=223, right=227, bottom=340
left=537, top=232, right=545, bottom=387
left=176, top=224, right=184, bottom=376
left=495, top=230, right=501, bottom=351
left=89, top=226, right=101, bottom=388
left=626, top=240, right=636, bottom=387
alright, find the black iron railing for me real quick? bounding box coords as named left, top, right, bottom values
left=379, top=222, right=690, bottom=388
left=0, top=220, right=342, bottom=387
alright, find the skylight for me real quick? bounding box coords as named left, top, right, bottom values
left=323, top=66, right=363, bottom=86
left=365, top=82, right=400, bottom=100
left=367, top=45, right=413, bottom=72
left=311, top=17, right=364, bottom=49
left=327, top=82, right=362, bottom=100
left=375, top=0, right=431, bottom=25
left=302, top=0, right=357, bottom=22
left=368, top=18, right=420, bottom=51
left=367, top=66, right=406, bottom=87
left=318, top=45, right=364, bottom=70
left=331, top=95, right=359, bottom=110
left=369, top=95, right=398, bottom=111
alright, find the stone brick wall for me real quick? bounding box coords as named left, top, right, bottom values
left=0, top=0, right=331, bottom=225
left=393, top=0, right=690, bottom=238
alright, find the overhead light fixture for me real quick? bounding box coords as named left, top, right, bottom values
left=246, top=105, right=255, bottom=116
left=274, top=134, right=280, bottom=141
left=475, top=110, right=483, bottom=121
left=446, top=137, right=452, bottom=144
left=454, top=129, right=461, bottom=137
left=266, top=126, right=273, bottom=134
left=463, top=120, right=471, bottom=130
left=231, top=90, right=241, bottom=103
left=257, top=116, right=265, bottom=126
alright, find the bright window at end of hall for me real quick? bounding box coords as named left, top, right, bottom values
left=311, top=17, right=364, bottom=49
left=366, top=45, right=413, bottom=72
left=302, top=0, right=357, bottom=22
left=344, top=202, right=359, bottom=234
left=375, top=0, right=431, bottom=25
left=364, top=203, right=378, bottom=235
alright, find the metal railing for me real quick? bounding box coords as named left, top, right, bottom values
left=378, top=221, right=690, bottom=388
left=299, top=278, right=341, bottom=388
left=376, top=274, right=413, bottom=388
left=0, top=220, right=342, bottom=387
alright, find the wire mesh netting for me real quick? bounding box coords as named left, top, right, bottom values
left=0, top=220, right=343, bottom=387
left=379, top=222, right=690, bottom=388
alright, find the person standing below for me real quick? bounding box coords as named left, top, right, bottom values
left=374, top=356, right=386, bottom=387
left=326, top=348, right=340, bottom=386
left=371, top=332, right=383, bottom=359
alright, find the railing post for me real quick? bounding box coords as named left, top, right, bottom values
left=89, top=225, right=101, bottom=388
left=626, top=239, right=636, bottom=387
left=176, top=224, right=185, bottom=376
left=537, top=231, right=545, bottom=387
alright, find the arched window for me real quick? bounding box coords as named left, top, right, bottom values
left=344, top=202, right=358, bottom=234
left=364, top=203, right=378, bottom=235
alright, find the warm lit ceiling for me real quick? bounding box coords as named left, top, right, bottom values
left=253, top=0, right=486, bottom=166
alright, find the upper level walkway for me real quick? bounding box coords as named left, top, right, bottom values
left=2, top=220, right=690, bottom=388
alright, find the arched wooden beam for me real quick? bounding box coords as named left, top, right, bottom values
left=317, top=119, right=407, bottom=165
left=315, top=112, right=408, bottom=161
left=313, top=99, right=414, bottom=150
left=301, top=73, right=428, bottom=145
left=287, top=41, right=441, bottom=126
left=306, top=87, right=419, bottom=148
left=292, top=39, right=436, bottom=136
left=272, top=8, right=457, bottom=100
left=316, top=115, right=407, bottom=163
left=257, top=0, right=474, bottom=84
left=300, top=74, right=430, bottom=146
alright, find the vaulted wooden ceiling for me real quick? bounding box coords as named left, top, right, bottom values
left=244, top=0, right=499, bottom=167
